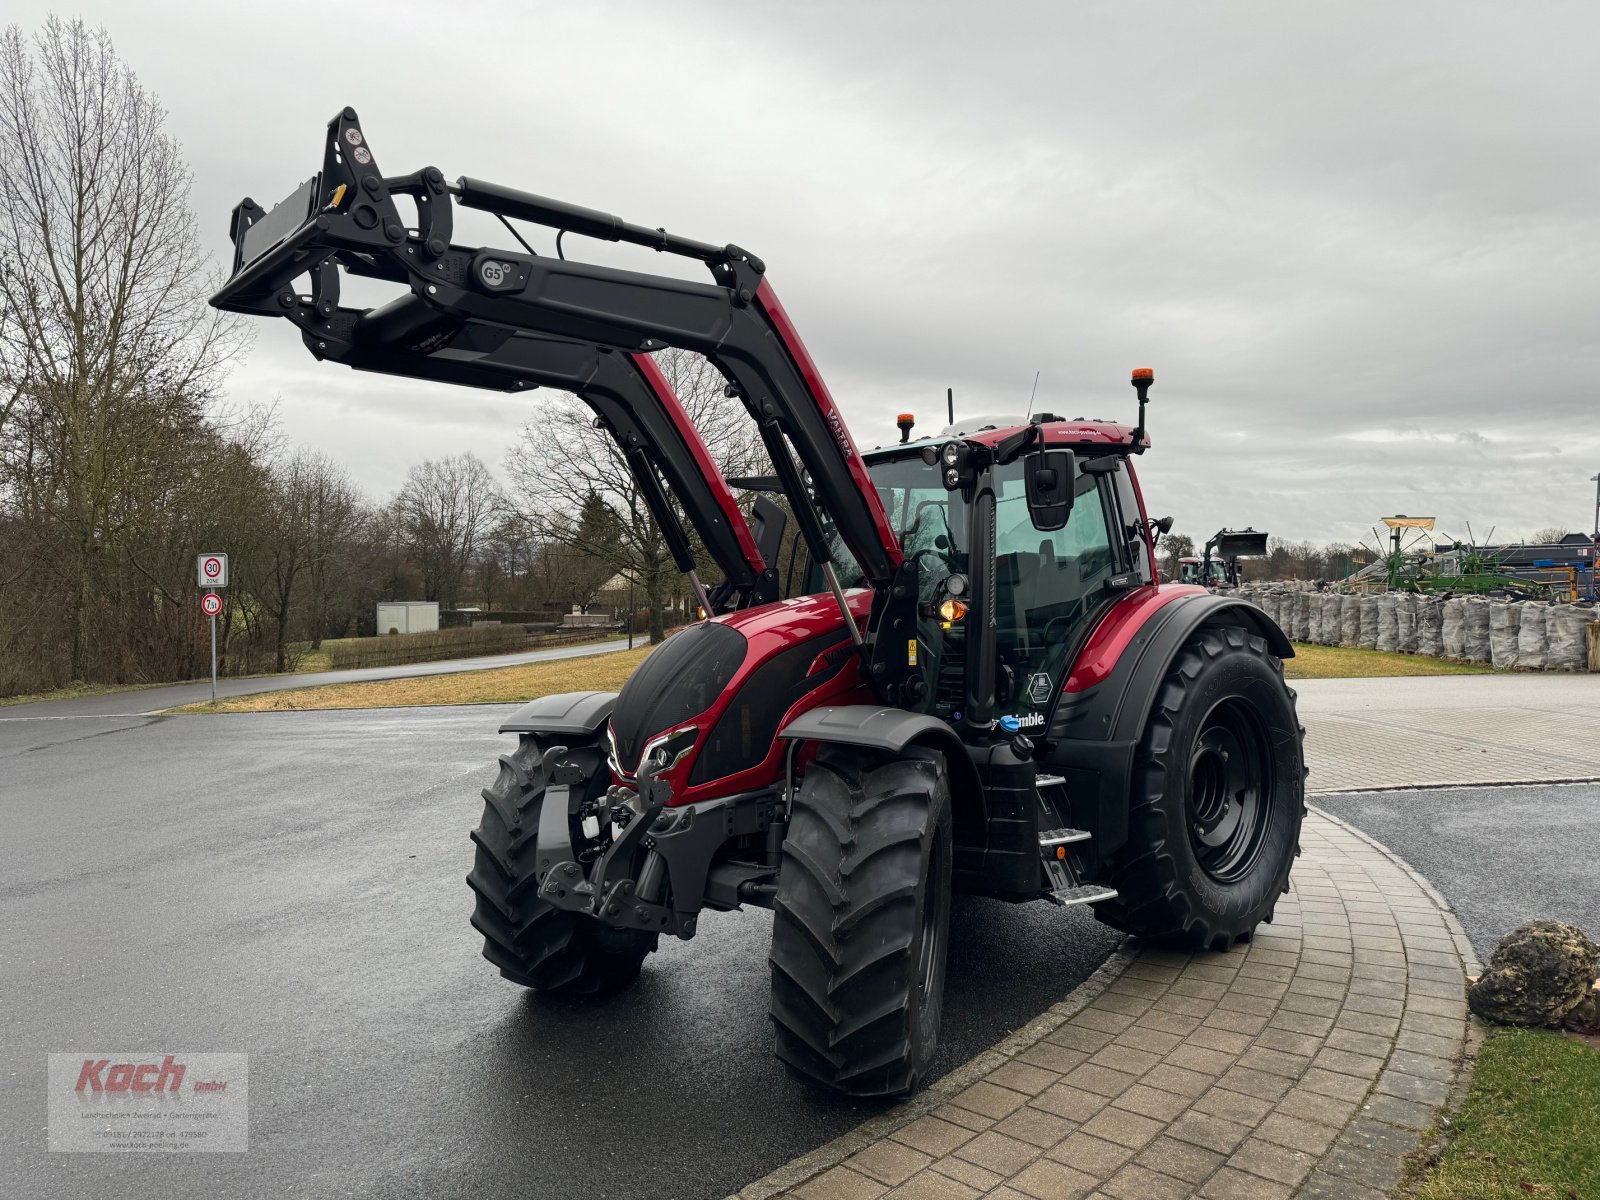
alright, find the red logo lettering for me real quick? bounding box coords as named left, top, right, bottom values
left=75, top=1060, right=109, bottom=1093
left=73, top=1056, right=185, bottom=1094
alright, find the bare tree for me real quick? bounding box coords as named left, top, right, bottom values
left=1157, top=531, right=1194, bottom=580
left=0, top=17, right=246, bottom=678
left=1530, top=527, right=1570, bottom=545
left=299, top=453, right=365, bottom=647
left=505, top=347, right=765, bottom=639
left=394, top=452, right=503, bottom=610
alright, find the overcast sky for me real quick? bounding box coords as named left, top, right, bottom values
left=14, top=0, right=1597, bottom=548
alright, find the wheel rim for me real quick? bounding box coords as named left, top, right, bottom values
left=916, top=832, right=949, bottom=1038
left=1186, top=696, right=1274, bottom=883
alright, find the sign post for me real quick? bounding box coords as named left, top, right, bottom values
left=198, top=555, right=229, bottom=705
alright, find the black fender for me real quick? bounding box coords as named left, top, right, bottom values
left=779, top=704, right=983, bottom=826
left=499, top=690, right=617, bottom=737
left=1045, top=594, right=1293, bottom=860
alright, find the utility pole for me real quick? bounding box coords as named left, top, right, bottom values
left=1590, top=473, right=1599, bottom=600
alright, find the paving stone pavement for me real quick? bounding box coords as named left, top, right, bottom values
left=1293, top=673, right=1600, bottom=791
left=733, top=810, right=1480, bottom=1200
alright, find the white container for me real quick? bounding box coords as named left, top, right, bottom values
left=376, top=601, right=440, bottom=636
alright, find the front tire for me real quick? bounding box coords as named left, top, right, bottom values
left=467, top=734, right=656, bottom=996
left=1098, top=625, right=1306, bottom=951
left=768, top=745, right=953, bottom=1097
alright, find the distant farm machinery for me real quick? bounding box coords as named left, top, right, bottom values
left=1343, top=517, right=1595, bottom=600
left=1177, top=528, right=1269, bottom=589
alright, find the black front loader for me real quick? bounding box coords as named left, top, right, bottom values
left=214, top=106, right=910, bottom=667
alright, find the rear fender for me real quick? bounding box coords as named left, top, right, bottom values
left=1046, top=591, right=1292, bottom=859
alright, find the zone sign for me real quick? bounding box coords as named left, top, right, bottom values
left=197, top=553, right=229, bottom=588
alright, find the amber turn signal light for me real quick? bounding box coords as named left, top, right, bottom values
left=938, top=598, right=968, bottom=624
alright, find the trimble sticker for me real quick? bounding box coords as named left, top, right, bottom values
left=48, top=1052, right=247, bottom=1152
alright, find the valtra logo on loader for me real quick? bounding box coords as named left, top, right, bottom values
left=213, top=107, right=1306, bottom=1099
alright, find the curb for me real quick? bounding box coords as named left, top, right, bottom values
left=728, top=939, right=1141, bottom=1200
left=1310, top=775, right=1600, bottom=796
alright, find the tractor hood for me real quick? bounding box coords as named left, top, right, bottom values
left=607, top=593, right=873, bottom=802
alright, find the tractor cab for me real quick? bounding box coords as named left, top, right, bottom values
left=814, top=415, right=1154, bottom=738
left=1178, top=556, right=1233, bottom=587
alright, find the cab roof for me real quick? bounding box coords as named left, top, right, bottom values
left=865, top=415, right=1149, bottom=459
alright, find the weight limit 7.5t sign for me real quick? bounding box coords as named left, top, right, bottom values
left=197, top=553, right=229, bottom=588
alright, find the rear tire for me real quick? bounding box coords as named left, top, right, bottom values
left=769, top=745, right=953, bottom=1098
left=1098, top=625, right=1306, bottom=951
left=467, top=734, right=656, bottom=996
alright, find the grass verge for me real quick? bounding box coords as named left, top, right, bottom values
left=1284, top=643, right=1494, bottom=679
left=172, top=645, right=654, bottom=713
left=0, top=679, right=183, bottom=708
left=1408, top=1027, right=1600, bottom=1199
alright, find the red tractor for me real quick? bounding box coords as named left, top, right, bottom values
left=213, top=110, right=1306, bottom=1098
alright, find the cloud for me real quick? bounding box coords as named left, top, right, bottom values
left=12, top=0, right=1594, bottom=544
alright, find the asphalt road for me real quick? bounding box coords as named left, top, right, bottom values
left=1315, top=782, right=1600, bottom=959
left=0, top=636, right=648, bottom=719
left=1, top=705, right=1118, bottom=1200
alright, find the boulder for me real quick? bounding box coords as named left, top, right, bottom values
left=1565, top=980, right=1600, bottom=1033
left=1467, top=919, right=1600, bottom=1027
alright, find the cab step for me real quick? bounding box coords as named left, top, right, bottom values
left=1035, top=773, right=1067, bottom=788
left=1048, top=883, right=1119, bottom=907
left=1040, top=827, right=1091, bottom=848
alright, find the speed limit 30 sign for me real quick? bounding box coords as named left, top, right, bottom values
left=197, top=553, right=229, bottom=588
left=201, top=592, right=223, bottom=617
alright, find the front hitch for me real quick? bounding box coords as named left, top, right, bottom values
left=536, top=757, right=689, bottom=937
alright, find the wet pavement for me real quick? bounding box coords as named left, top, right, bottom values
left=1314, top=781, right=1600, bottom=959
left=0, top=705, right=1117, bottom=1200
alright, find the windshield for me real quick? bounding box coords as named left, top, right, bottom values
left=818, top=454, right=968, bottom=601
left=812, top=449, right=1129, bottom=723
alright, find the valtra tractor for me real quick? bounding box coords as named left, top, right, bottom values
left=1178, top=528, right=1271, bottom=589
left=212, top=109, right=1306, bottom=1098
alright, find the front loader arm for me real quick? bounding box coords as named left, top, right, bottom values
left=214, top=107, right=901, bottom=591
left=212, top=108, right=769, bottom=607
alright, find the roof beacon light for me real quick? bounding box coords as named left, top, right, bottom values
left=896, top=413, right=916, bottom=444
left=1128, top=367, right=1154, bottom=454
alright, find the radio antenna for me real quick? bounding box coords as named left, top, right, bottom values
left=1025, top=370, right=1041, bottom=418
left=946, top=386, right=954, bottom=426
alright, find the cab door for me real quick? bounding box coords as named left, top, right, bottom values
left=990, top=463, right=1125, bottom=730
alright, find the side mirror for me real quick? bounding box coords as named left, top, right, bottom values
left=1025, top=450, right=1076, bottom=532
